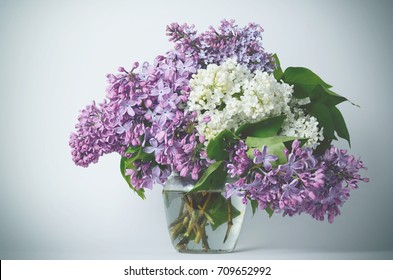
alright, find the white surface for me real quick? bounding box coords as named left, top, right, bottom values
left=1, top=0, right=392, bottom=259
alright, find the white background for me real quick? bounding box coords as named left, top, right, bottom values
left=1, top=0, right=392, bottom=259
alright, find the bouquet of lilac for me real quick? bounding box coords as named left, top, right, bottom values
left=70, top=20, right=368, bottom=251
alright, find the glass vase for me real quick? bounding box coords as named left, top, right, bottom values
left=162, top=175, right=246, bottom=253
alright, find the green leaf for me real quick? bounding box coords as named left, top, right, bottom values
left=207, top=195, right=241, bottom=231
left=272, top=53, right=283, bottom=81
left=120, top=156, right=145, bottom=199
left=246, top=136, right=307, bottom=167
left=283, top=66, right=358, bottom=107
left=330, top=106, right=351, bottom=146
left=305, top=102, right=336, bottom=142
left=135, top=148, right=154, bottom=162
left=320, top=87, right=347, bottom=106
left=283, top=67, right=348, bottom=105
left=250, top=200, right=258, bottom=216
left=292, top=84, right=314, bottom=99
left=236, top=115, right=286, bottom=138
left=121, top=146, right=154, bottom=164
left=310, top=85, right=347, bottom=106
left=283, top=67, right=332, bottom=89
left=189, top=161, right=227, bottom=193
left=125, top=146, right=139, bottom=154
left=245, top=135, right=302, bottom=148
left=249, top=199, right=274, bottom=218
left=301, top=87, right=351, bottom=147
left=265, top=204, right=274, bottom=218
left=206, top=130, right=238, bottom=161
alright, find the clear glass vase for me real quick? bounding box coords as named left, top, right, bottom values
left=162, top=175, right=246, bottom=253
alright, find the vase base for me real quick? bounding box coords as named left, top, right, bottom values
left=175, top=248, right=235, bottom=254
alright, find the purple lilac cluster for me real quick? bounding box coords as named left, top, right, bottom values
left=70, top=50, right=203, bottom=190
left=69, top=101, right=124, bottom=167
left=166, top=19, right=275, bottom=73
left=227, top=140, right=252, bottom=178
left=225, top=140, right=368, bottom=223
left=70, top=20, right=274, bottom=190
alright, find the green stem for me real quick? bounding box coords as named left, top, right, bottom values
left=176, top=236, right=190, bottom=252
left=169, top=212, right=187, bottom=228
left=174, top=192, right=214, bottom=249
left=201, top=219, right=210, bottom=251
left=224, top=197, right=233, bottom=243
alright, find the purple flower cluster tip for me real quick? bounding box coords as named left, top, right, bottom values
left=225, top=140, right=369, bottom=223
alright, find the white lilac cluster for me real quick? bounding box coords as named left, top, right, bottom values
left=188, top=59, right=292, bottom=140
left=188, top=59, right=323, bottom=148
left=280, top=107, right=324, bottom=149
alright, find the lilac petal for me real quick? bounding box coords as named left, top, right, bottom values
left=144, top=146, right=156, bottom=154
left=261, top=145, right=268, bottom=157
left=115, top=127, right=125, bottom=134
left=288, top=153, right=296, bottom=164
left=123, top=121, right=133, bottom=130
left=292, top=139, right=300, bottom=150
left=288, top=179, right=299, bottom=188
left=156, top=116, right=166, bottom=127
left=149, top=138, right=158, bottom=147
left=253, top=148, right=262, bottom=157
left=141, top=178, right=153, bottom=190
left=155, top=130, right=166, bottom=142
left=266, top=173, right=277, bottom=184
left=158, top=115, right=167, bottom=124
left=126, top=107, right=135, bottom=116
left=253, top=156, right=263, bottom=164
left=166, top=111, right=175, bottom=120
left=125, top=169, right=135, bottom=176
left=180, top=166, right=189, bottom=177
left=292, top=160, right=305, bottom=171
left=152, top=166, right=161, bottom=179
left=308, top=191, right=316, bottom=200
left=266, top=155, right=278, bottom=162
left=263, top=161, right=272, bottom=171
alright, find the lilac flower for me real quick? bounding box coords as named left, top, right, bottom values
left=279, top=179, right=303, bottom=211
left=69, top=101, right=124, bottom=167
left=160, top=60, right=176, bottom=78
left=225, top=178, right=246, bottom=199
left=176, top=59, right=196, bottom=76
left=144, top=138, right=164, bottom=156
left=227, top=141, right=252, bottom=178
left=126, top=162, right=171, bottom=190
left=167, top=19, right=275, bottom=72
left=299, top=168, right=325, bottom=189
left=278, top=152, right=305, bottom=177
left=138, top=62, right=155, bottom=81
left=164, top=138, right=179, bottom=158
left=150, top=80, right=171, bottom=102
left=154, top=104, right=175, bottom=123
left=105, top=72, right=131, bottom=101
left=253, top=146, right=278, bottom=171
left=160, top=92, right=179, bottom=110
left=144, top=109, right=159, bottom=122
left=119, top=99, right=137, bottom=116
left=115, top=120, right=132, bottom=134
left=152, top=165, right=171, bottom=184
